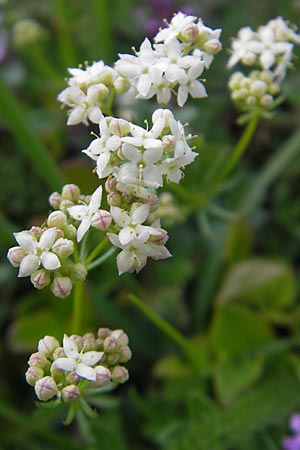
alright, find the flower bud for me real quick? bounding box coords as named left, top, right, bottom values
left=105, top=177, right=118, bottom=193
left=103, top=336, right=118, bottom=353
left=61, top=384, right=80, bottom=403
left=53, top=346, right=65, bottom=359
left=62, top=224, right=77, bottom=240
left=203, top=38, right=222, bottom=54
left=98, top=328, right=111, bottom=339
left=52, top=238, right=74, bottom=259
left=260, top=94, right=273, bottom=107
left=50, top=276, right=72, bottom=298
left=82, top=337, right=97, bottom=351
left=47, top=211, right=68, bottom=228
left=88, top=83, right=109, bottom=102
left=62, top=184, right=81, bottom=202
left=25, top=366, right=44, bottom=386
left=50, top=364, right=65, bottom=382
left=38, top=336, right=60, bottom=357
left=109, top=118, right=130, bottom=137
left=91, top=210, right=112, bottom=230
left=148, top=228, right=168, bottom=245
left=118, top=346, right=132, bottom=363
left=49, top=192, right=61, bottom=209
left=30, top=227, right=43, bottom=239
left=93, top=366, right=111, bottom=387
left=241, top=52, right=256, bottom=66
left=110, top=329, right=129, bottom=347
left=260, top=70, right=273, bottom=84
left=28, top=352, right=50, bottom=370
left=69, top=263, right=88, bottom=282
left=246, top=95, right=257, bottom=106
left=65, top=371, right=80, bottom=385
left=250, top=80, right=267, bottom=96
left=69, top=335, right=84, bottom=352
left=107, top=192, right=122, bottom=207
left=111, top=366, right=129, bottom=384
left=197, top=26, right=211, bottom=45
left=60, top=199, right=74, bottom=211
left=114, top=76, right=130, bottom=94
left=105, top=353, right=120, bottom=365
left=181, top=23, right=199, bottom=43
left=7, top=246, right=26, bottom=267
left=34, top=376, right=58, bottom=401
left=30, top=269, right=51, bottom=289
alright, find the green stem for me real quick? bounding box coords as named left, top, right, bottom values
left=72, top=281, right=84, bottom=334
left=87, top=247, right=116, bottom=271
left=84, top=236, right=109, bottom=266
left=54, top=0, right=77, bottom=67
left=127, top=293, right=202, bottom=371
left=211, top=113, right=259, bottom=195
left=0, top=77, right=64, bottom=192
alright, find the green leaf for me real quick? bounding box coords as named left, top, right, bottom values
left=223, top=218, right=253, bottom=264
left=153, top=355, right=194, bottom=379
left=211, top=304, right=273, bottom=359
left=214, top=356, right=264, bottom=405
left=216, top=258, right=296, bottom=310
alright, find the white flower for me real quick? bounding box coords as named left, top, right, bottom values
left=53, top=335, right=104, bottom=381
left=68, top=186, right=103, bottom=242
left=67, top=60, right=116, bottom=89
left=160, top=151, right=198, bottom=183
left=177, top=62, right=206, bottom=106
left=13, top=228, right=61, bottom=277
left=110, top=204, right=151, bottom=246
left=117, top=143, right=163, bottom=188
left=154, top=12, right=198, bottom=44
left=227, top=27, right=260, bottom=69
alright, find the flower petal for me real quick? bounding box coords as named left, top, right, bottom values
left=14, top=231, right=37, bottom=253
left=18, top=254, right=40, bottom=277
left=76, top=363, right=97, bottom=381
left=80, top=351, right=104, bottom=366
left=132, top=204, right=150, bottom=224
left=53, top=357, right=76, bottom=372
left=63, top=335, right=79, bottom=358
left=40, top=251, right=61, bottom=271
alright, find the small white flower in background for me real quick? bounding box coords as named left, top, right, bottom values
left=68, top=186, right=104, bottom=242
left=53, top=335, right=104, bottom=381
left=154, top=12, right=198, bottom=44
left=11, top=228, right=61, bottom=277
left=228, top=17, right=300, bottom=82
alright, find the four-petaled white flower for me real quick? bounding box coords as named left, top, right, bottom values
left=177, top=62, right=206, bottom=107
left=53, top=335, right=104, bottom=381
left=110, top=204, right=151, bottom=246
left=68, top=186, right=103, bottom=242
left=13, top=228, right=61, bottom=277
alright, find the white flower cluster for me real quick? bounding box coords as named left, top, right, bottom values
left=57, top=60, right=129, bottom=125
left=58, top=12, right=222, bottom=124
left=7, top=224, right=86, bottom=298
left=228, top=16, right=300, bottom=114
left=116, top=12, right=221, bottom=107
left=26, top=329, right=131, bottom=403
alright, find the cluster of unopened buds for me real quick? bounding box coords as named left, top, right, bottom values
left=57, top=11, right=222, bottom=124
left=228, top=16, right=300, bottom=116
left=26, top=329, right=131, bottom=405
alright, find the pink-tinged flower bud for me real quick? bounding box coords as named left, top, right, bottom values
left=118, top=346, right=132, bottom=363
left=30, top=226, right=43, bottom=239
left=181, top=23, right=199, bottom=43
left=149, top=229, right=168, bottom=245
left=49, top=192, right=61, bottom=209
left=203, top=38, right=222, bottom=55
left=60, top=199, right=74, bottom=211
left=260, top=94, right=273, bottom=107
left=62, top=224, right=77, bottom=240
left=50, top=276, right=72, bottom=298
left=52, top=238, right=74, bottom=259
left=93, top=366, right=111, bottom=387
left=34, top=376, right=58, bottom=401
left=7, top=246, right=26, bottom=267
left=61, top=384, right=80, bottom=403
left=110, top=329, right=129, bottom=347
left=105, top=353, right=119, bottom=365
left=97, top=328, right=111, bottom=339
left=91, top=210, right=112, bottom=230
left=65, top=371, right=80, bottom=385
left=62, top=184, right=81, bottom=202
left=250, top=80, right=267, bottom=96
left=103, top=336, right=118, bottom=353
left=38, top=336, right=60, bottom=357
left=25, top=366, right=44, bottom=386
left=47, top=211, right=68, bottom=228
left=83, top=337, right=97, bottom=351
left=107, top=192, right=122, bottom=207
left=260, top=70, right=273, bottom=84
left=53, top=346, right=65, bottom=359
left=109, top=118, right=130, bottom=137
left=28, top=352, right=50, bottom=370
left=83, top=332, right=95, bottom=340
left=111, top=366, right=129, bottom=384
left=162, top=135, right=176, bottom=152
left=114, top=76, right=130, bottom=94
left=30, top=269, right=51, bottom=290
left=50, top=364, right=65, bottom=382
left=105, top=177, right=118, bottom=193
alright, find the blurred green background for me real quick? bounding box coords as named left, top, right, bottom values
left=0, top=0, right=300, bottom=449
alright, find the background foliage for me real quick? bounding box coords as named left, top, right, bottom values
left=0, top=0, right=300, bottom=448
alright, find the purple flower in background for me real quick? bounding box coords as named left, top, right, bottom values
left=282, top=414, right=300, bottom=450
